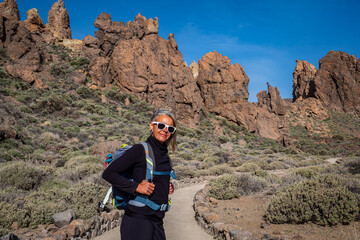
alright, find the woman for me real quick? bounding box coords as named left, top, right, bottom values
left=102, top=109, right=177, bottom=240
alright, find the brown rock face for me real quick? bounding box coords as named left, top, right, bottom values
left=110, top=33, right=203, bottom=122
left=88, top=14, right=203, bottom=123
left=293, top=51, right=360, bottom=116
left=256, top=83, right=289, bottom=145
left=0, top=0, right=20, bottom=21
left=94, top=13, right=159, bottom=57
left=257, top=83, right=287, bottom=115
left=0, top=7, right=44, bottom=87
left=292, top=60, right=316, bottom=101
left=196, top=51, right=249, bottom=114
left=24, top=8, right=45, bottom=32
left=46, top=0, right=71, bottom=40
left=314, top=51, right=360, bottom=116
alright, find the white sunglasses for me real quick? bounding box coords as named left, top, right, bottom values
left=152, top=122, right=176, bottom=134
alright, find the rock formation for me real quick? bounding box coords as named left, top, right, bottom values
left=0, top=0, right=20, bottom=21
left=292, top=60, right=316, bottom=101
left=314, top=51, right=360, bottom=116
left=293, top=51, right=360, bottom=117
left=88, top=13, right=204, bottom=123
left=0, top=1, right=292, bottom=144
left=196, top=51, right=249, bottom=114
left=0, top=5, right=44, bottom=87
left=25, top=8, right=45, bottom=28
left=46, top=0, right=71, bottom=41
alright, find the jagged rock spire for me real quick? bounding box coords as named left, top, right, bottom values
left=46, top=0, right=71, bottom=40
left=0, top=0, right=20, bottom=21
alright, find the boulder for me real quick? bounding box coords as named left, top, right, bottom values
left=52, top=209, right=76, bottom=228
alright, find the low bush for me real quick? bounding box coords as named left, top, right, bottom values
left=36, top=93, right=70, bottom=113
left=76, top=86, right=99, bottom=99
left=208, top=174, right=239, bottom=200
left=344, top=157, right=360, bottom=174
left=236, top=173, right=267, bottom=195
left=237, top=162, right=260, bottom=172
left=208, top=164, right=234, bottom=175
left=265, top=175, right=359, bottom=226
left=56, top=155, right=101, bottom=181
left=23, top=190, right=67, bottom=228
left=208, top=174, right=266, bottom=200
left=173, top=165, right=199, bottom=179
left=0, top=162, right=49, bottom=190
left=0, top=201, right=28, bottom=229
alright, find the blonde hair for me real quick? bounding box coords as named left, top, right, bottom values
left=151, top=109, right=177, bottom=153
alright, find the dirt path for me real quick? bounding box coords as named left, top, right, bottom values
left=93, top=184, right=213, bottom=240
left=269, top=157, right=341, bottom=177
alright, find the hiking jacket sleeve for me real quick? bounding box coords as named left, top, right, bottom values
left=102, top=144, right=146, bottom=195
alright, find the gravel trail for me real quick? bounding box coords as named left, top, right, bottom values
left=93, top=184, right=213, bottom=240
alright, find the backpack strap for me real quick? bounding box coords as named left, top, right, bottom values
left=128, top=142, right=176, bottom=211
left=140, top=142, right=155, bottom=182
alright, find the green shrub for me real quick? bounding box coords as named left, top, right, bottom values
left=208, top=164, right=234, bottom=175
left=70, top=57, right=90, bottom=69
left=76, top=86, right=96, bottom=99
left=23, top=190, right=67, bottom=228
left=173, top=165, right=199, bottom=179
left=265, top=175, right=359, bottom=226
left=291, top=166, right=324, bottom=179
left=19, top=105, right=33, bottom=113
left=56, top=155, right=101, bottom=181
left=344, top=157, right=360, bottom=174
left=65, top=182, right=108, bottom=219
left=0, top=201, right=28, bottom=229
left=237, top=162, right=260, bottom=172
left=36, top=93, right=70, bottom=113
left=208, top=174, right=240, bottom=200
left=0, top=162, right=49, bottom=190
left=51, top=62, right=72, bottom=77
left=208, top=174, right=266, bottom=200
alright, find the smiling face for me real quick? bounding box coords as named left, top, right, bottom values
left=149, top=114, right=174, bottom=144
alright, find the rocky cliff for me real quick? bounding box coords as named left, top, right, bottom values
left=293, top=51, right=360, bottom=117
left=5, top=0, right=343, bottom=145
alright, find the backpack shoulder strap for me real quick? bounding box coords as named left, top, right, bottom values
left=140, top=142, right=155, bottom=182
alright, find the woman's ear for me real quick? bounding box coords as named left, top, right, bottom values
left=149, top=122, right=154, bottom=133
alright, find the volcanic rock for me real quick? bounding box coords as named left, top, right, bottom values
left=94, top=13, right=159, bottom=57
left=25, top=8, right=45, bottom=28
left=292, top=59, right=317, bottom=101
left=46, top=0, right=71, bottom=41
left=0, top=0, right=20, bottom=21
left=257, top=83, right=287, bottom=115
left=88, top=57, right=111, bottom=87
left=314, top=51, right=360, bottom=116
left=95, top=13, right=203, bottom=123
left=196, top=51, right=249, bottom=115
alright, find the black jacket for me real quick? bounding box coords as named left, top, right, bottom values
left=102, top=135, right=172, bottom=219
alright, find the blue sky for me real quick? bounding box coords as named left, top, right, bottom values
left=15, top=0, right=360, bottom=102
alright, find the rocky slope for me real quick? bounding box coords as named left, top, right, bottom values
left=1, top=0, right=360, bottom=145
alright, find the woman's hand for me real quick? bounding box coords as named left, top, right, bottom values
left=169, top=182, right=174, bottom=195
left=136, top=180, right=155, bottom=196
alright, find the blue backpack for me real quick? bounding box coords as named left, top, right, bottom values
left=99, top=142, right=176, bottom=211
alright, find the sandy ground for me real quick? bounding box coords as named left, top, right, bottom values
left=93, top=184, right=213, bottom=240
